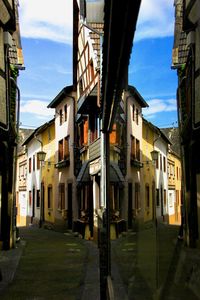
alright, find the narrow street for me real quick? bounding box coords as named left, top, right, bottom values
left=0, top=227, right=98, bottom=300
left=0, top=224, right=200, bottom=299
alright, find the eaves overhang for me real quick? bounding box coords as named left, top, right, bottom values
left=47, top=85, right=74, bottom=108
left=101, top=0, right=141, bottom=133
left=22, top=118, right=55, bottom=146
left=77, top=84, right=98, bottom=114
left=127, top=85, right=149, bottom=108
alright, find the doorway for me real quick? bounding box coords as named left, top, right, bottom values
left=128, top=183, right=133, bottom=229
left=67, top=183, right=73, bottom=229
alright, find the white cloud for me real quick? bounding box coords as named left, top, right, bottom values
left=20, top=100, right=54, bottom=119
left=135, top=0, right=174, bottom=41
left=41, top=64, right=72, bottom=75
left=18, top=0, right=174, bottom=44
left=143, top=98, right=177, bottom=118
left=19, top=0, right=73, bottom=44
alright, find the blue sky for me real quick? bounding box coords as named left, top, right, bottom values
left=18, top=0, right=178, bottom=129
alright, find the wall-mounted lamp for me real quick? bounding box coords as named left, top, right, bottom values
left=37, top=150, right=46, bottom=162
left=142, top=150, right=159, bottom=166
left=150, top=150, right=159, bottom=162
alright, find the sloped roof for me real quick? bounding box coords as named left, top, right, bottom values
left=22, top=118, right=55, bottom=146
left=172, top=0, right=188, bottom=68
left=127, top=85, right=149, bottom=108
left=161, top=127, right=181, bottom=156
left=143, top=118, right=171, bottom=146
left=17, top=128, right=34, bottom=154
left=47, top=86, right=74, bottom=108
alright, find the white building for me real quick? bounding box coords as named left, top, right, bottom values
left=47, top=86, right=77, bottom=230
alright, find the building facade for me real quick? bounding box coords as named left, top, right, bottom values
left=167, top=150, right=182, bottom=224
left=40, top=120, right=55, bottom=226
left=16, top=129, right=34, bottom=227
left=0, top=0, right=24, bottom=249
left=172, top=0, right=200, bottom=246
left=48, top=87, right=77, bottom=231
left=125, top=87, right=148, bottom=227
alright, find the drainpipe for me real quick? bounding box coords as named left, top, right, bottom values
left=34, top=136, right=44, bottom=228
left=10, top=76, right=20, bottom=248
left=64, top=93, right=76, bottom=220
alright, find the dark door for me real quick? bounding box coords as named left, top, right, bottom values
left=41, top=183, right=45, bottom=222
left=128, top=183, right=133, bottom=229
left=88, top=182, right=93, bottom=237
left=67, top=183, right=73, bottom=229
left=32, top=187, right=35, bottom=221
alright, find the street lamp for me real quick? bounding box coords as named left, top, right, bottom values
left=37, top=150, right=46, bottom=163
left=150, top=150, right=159, bottom=162
left=37, top=150, right=46, bottom=228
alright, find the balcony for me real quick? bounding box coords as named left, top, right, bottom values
left=130, top=155, right=143, bottom=168
left=55, top=157, right=70, bottom=169
left=89, top=138, right=101, bottom=161
left=77, top=84, right=98, bottom=115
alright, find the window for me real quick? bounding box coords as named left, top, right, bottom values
left=64, top=104, right=67, bottom=122
left=136, top=139, right=140, bottom=161
left=163, top=156, right=166, bottom=172
left=176, top=166, right=178, bottom=180
left=79, top=118, right=88, bottom=147
left=131, top=135, right=135, bottom=159
left=64, top=136, right=70, bottom=160
left=59, top=109, right=63, bottom=125
left=29, top=157, right=31, bottom=173
left=37, top=154, right=40, bottom=170
left=36, top=190, right=40, bottom=207
left=48, top=185, right=52, bottom=209
left=156, top=156, right=159, bottom=169
left=160, top=154, right=162, bottom=170
left=110, top=123, right=119, bottom=145
left=136, top=108, right=139, bottom=125
left=171, top=165, right=175, bottom=177
left=90, top=115, right=100, bottom=143
left=29, top=190, right=32, bottom=206
left=164, top=189, right=167, bottom=206
left=156, top=188, right=159, bottom=206
left=145, top=184, right=150, bottom=208
left=58, top=183, right=65, bottom=210
left=33, top=155, right=35, bottom=171
left=132, top=104, right=135, bottom=121
left=19, top=163, right=26, bottom=178
left=58, top=139, right=64, bottom=161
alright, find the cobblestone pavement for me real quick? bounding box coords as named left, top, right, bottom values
left=1, top=224, right=200, bottom=300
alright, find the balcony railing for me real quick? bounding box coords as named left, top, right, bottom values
left=55, top=156, right=70, bottom=169
left=130, top=155, right=143, bottom=168
left=89, top=138, right=101, bottom=161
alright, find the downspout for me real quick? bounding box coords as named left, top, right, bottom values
left=34, top=135, right=45, bottom=228
left=10, top=76, right=20, bottom=247
left=65, top=94, right=76, bottom=220
left=0, top=45, right=10, bottom=131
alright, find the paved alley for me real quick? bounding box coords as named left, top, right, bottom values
left=0, top=226, right=99, bottom=300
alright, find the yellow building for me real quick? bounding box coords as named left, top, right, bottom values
left=141, top=119, right=156, bottom=223
left=167, top=150, right=181, bottom=225
left=40, top=119, right=55, bottom=226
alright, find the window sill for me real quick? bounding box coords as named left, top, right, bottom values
left=55, top=159, right=70, bottom=168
